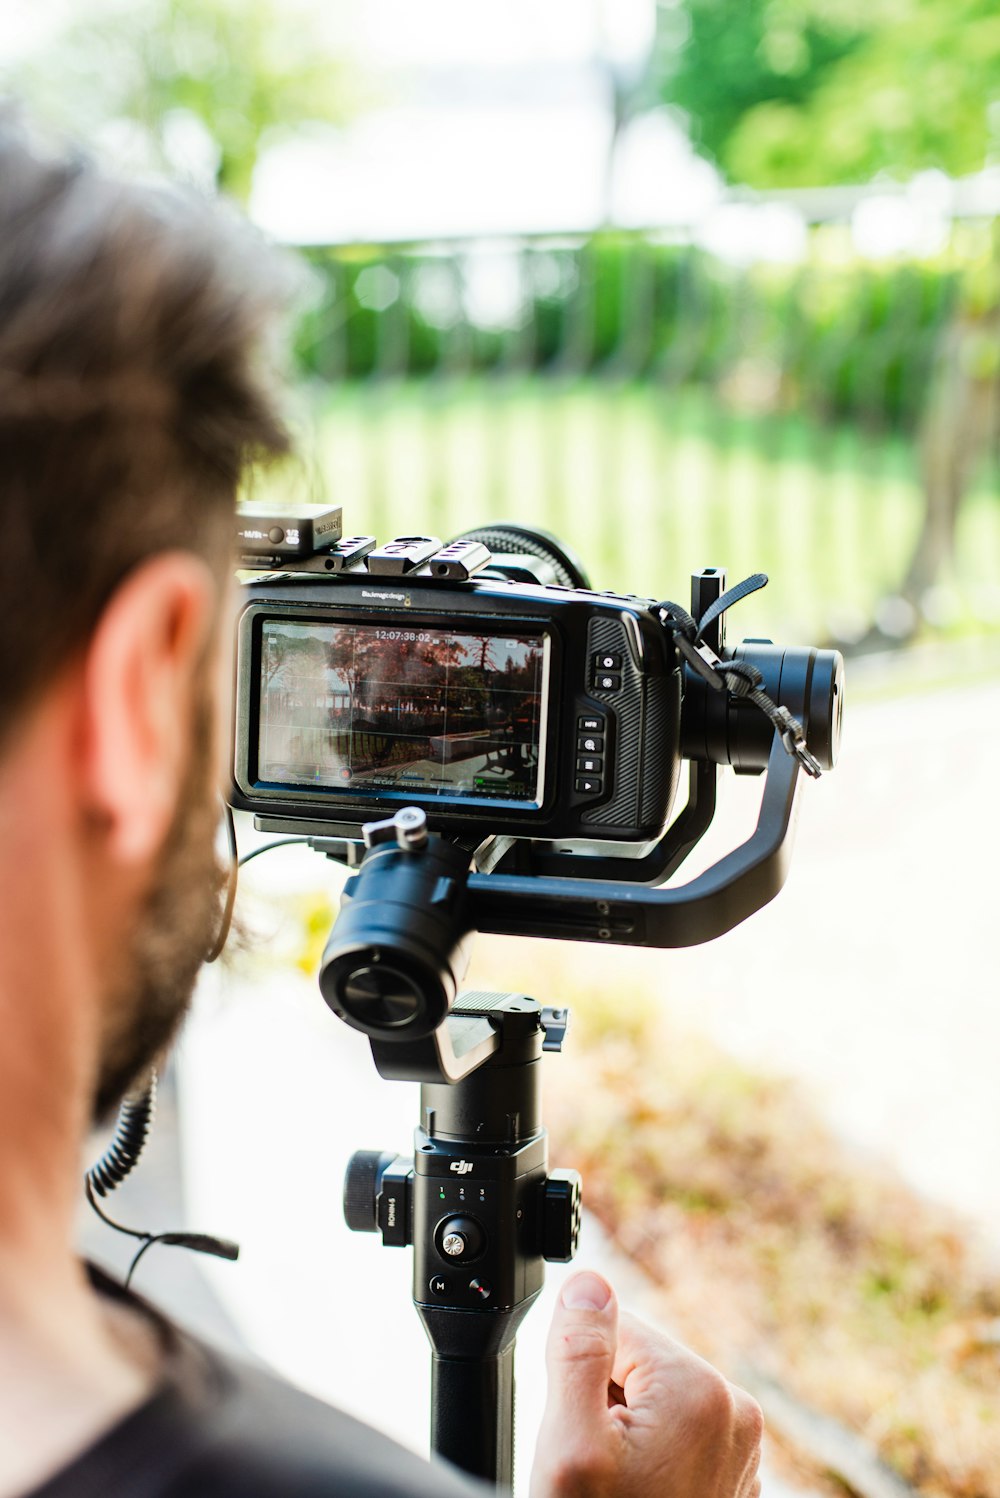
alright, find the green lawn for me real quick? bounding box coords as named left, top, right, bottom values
left=263, top=379, right=1000, bottom=645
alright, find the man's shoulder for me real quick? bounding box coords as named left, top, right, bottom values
left=36, top=1276, right=488, bottom=1498
left=157, top=1349, right=486, bottom=1498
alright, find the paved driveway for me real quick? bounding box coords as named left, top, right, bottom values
left=634, top=676, right=1000, bottom=1252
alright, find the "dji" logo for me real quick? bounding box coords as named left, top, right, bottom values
left=449, top=1160, right=474, bottom=1176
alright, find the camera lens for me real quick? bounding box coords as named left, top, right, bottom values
left=340, top=963, right=422, bottom=1030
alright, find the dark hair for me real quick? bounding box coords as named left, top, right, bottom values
left=0, top=113, right=293, bottom=742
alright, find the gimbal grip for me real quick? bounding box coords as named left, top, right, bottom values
left=431, top=1344, right=515, bottom=1488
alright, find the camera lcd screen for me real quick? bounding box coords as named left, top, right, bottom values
left=256, top=619, right=549, bottom=804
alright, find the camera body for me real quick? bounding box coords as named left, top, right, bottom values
left=231, top=566, right=683, bottom=846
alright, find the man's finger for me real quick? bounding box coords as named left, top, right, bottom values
left=610, top=1309, right=700, bottom=1399
left=611, top=1312, right=754, bottom=1438
left=544, top=1271, right=619, bottom=1430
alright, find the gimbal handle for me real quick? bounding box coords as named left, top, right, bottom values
left=342, top=993, right=581, bottom=1490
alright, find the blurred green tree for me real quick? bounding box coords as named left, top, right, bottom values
left=662, top=0, right=1000, bottom=188
left=9, top=0, right=356, bottom=202
left=656, top=0, right=1000, bottom=629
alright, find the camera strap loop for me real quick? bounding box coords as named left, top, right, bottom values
left=654, top=574, right=823, bottom=779
left=694, top=571, right=769, bottom=643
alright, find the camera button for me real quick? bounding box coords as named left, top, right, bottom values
left=469, top=1279, right=492, bottom=1302
left=577, top=756, right=602, bottom=773
left=594, top=671, right=622, bottom=691
left=429, top=1275, right=449, bottom=1297
left=578, top=714, right=604, bottom=733
left=576, top=776, right=602, bottom=795
left=593, top=652, right=622, bottom=672
left=578, top=735, right=604, bottom=753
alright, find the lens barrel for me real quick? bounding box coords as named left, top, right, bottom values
left=680, top=642, right=845, bottom=773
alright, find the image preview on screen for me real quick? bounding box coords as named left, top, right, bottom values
left=258, top=619, right=548, bottom=802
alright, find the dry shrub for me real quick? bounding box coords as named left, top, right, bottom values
left=546, top=989, right=1000, bottom=1498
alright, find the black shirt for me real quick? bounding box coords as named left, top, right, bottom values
left=26, top=1270, right=489, bottom=1498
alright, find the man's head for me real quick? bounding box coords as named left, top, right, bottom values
left=0, top=115, right=291, bottom=1119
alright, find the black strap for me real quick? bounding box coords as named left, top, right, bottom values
left=695, top=572, right=769, bottom=645
left=654, top=577, right=822, bottom=779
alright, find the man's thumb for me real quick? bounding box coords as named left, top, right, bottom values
left=544, top=1272, right=618, bottom=1424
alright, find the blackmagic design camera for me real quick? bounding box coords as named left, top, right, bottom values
left=228, top=511, right=845, bottom=1489
left=232, top=520, right=842, bottom=852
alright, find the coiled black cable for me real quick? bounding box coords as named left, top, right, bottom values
left=86, top=1072, right=157, bottom=1200
left=83, top=817, right=323, bottom=1285
left=85, top=1071, right=239, bottom=1286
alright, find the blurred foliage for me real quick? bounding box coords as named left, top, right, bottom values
left=279, top=222, right=1000, bottom=641
left=267, top=379, right=1000, bottom=645
left=294, top=232, right=968, bottom=435
left=660, top=0, right=1000, bottom=187
left=221, top=880, right=339, bottom=982
left=7, top=0, right=355, bottom=201
left=547, top=998, right=1000, bottom=1496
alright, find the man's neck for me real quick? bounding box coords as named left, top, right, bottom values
left=0, top=715, right=157, bottom=1497
left=0, top=1066, right=156, bottom=1498
left=0, top=1259, right=158, bottom=1498
left=0, top=733, right=93, bottom=1274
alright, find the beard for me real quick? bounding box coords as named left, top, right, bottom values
left=93, top=689, right=227, bottom=1122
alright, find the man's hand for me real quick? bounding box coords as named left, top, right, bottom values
left=531, top=1271, right=763, bottom=1498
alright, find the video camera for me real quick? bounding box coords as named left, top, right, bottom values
left=232, top=510, right=841, bottom=848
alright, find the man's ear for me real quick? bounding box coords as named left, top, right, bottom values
left=79, top=552, right=218, bottom=865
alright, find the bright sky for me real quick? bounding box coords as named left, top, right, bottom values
left=249, top=0, right=724, bottom=241
left=3, top=0, right=957, bottom=258
left=2, top=0, right=80, bottom=61
left=0, top=0, right=655, bottom=61
left=341, top=0, right=656, bottom=70
left=3, top=0, right=728, bottom=242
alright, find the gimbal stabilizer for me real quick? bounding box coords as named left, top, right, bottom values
left=310, top=572, right=843, bottom=1490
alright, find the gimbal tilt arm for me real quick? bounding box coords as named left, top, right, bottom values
left=468, top=729, right=799, bottom=947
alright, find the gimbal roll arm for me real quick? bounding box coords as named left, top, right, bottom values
left=467, top=729, right=801, bottom=948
